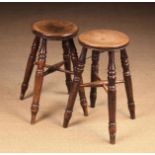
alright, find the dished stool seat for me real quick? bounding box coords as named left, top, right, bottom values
left=78, top=29, right=129, bottom=49
left=32, top=19, right=78, bottom=40
left=20, top=19, right=88, bottom=124
left=63, top=29, right=136, bottom=144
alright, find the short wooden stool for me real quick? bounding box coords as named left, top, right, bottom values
left=63, top=29, right=136, bottom=144
left=20, top=19, right=88, bottom=124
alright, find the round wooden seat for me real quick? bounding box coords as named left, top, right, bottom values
left=78, top=29, right=130, bottom=50
left=32, top=19, right=79, bottom=40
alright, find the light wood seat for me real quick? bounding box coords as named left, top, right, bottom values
left=32, top=19, right=79, bottom=40
left=78, top=29, right=130, bottom=49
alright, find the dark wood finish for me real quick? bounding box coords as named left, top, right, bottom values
left=78, top=29, right=129, bottom=50
left=81, top=80, right=124, bottom=87
left=120, top=49, right=135, bottom=119
left=95, top=72, right=108, bottom=92
left=20, top=36, right=40, bottom=100
left=90, top=50, right=100, bottom=107
left=62, top=40, right=72, bottom=93
left=68, top=39, right=88, bottom=116
left=32, top=19, right=78, bottom=40
left=78, top=78, right=88, bottom=116
left=63, top=47, right=87, bottom=128
left=21, top=23, right=136, bottom=144
left=21, top=19, right=89, bottom=125
left=108, top=51, right=116, bottom=144
left=74, top=29, right=136, bottom=144
left=42, top=61, right=74, bottom=75
left=56, top=68, right=74, bottom=74
left=43, top=61, right=64, bottom=76
left=31, top=39, right=47, bottom=124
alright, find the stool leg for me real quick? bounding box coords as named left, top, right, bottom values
left=90, top=50, right=100, bottom=107
left=108, top=51, right=116, bottom=144
left=20, top=36, right=40, bottom=100
left=69, top=39, right=88, bottom=116
left=78, top=78, right=88, bottom=116
left=120, top=49, right=135, bottom=119
left=62, top=40, right=72, bottom=93
left=63, top=47, right=87, bottom=128
left=31, top=39, right=47, bottom=124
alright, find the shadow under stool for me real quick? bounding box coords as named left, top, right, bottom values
left=20, top=19, right=88, bottom=124
left=63, top=29, right=136, bottom=144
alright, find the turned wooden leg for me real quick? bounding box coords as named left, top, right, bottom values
left=108, top=51, right=116, bottom=144
left=63, top=47, right=87, bottom=128
left=62, top=40, right=72, bottom=93
left=68, top=39, right=88, bottom=116
left=120, top=49, right=135, bottom=119
left=78, top=78, right=88, bottom=116
left=31, top=39, right=47, bottom=124
left=20, top=36, right=40, bottom=100
left=90, top=50, right=100, bottom=107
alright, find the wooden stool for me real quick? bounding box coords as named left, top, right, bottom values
left=63, top=29, right=136, bottom=144
left=20, top=19, right=88, bottom=124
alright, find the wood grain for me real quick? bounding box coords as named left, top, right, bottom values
left=32, top=19, right=78, bottom=40
left=79, top=29, right=130, bottom=49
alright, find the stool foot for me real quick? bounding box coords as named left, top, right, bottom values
left=79, top=85, right=88, bottom=116
left=79, top=79, right=88, bottom=116
left=81, top=102, right=88, bottom=116
left=120, top=49, right=136, bottom=120
left=128, top=104, right=135, bottom=119
left=84, top=109, right=88, bottom=116
left=20, top=94, right=24, bottom=100
left=90, top=92, right=96, bottom=108
left=20, top=83, right=28, bottom=100
left=63, top=121, right=68, bottom=128
left=20, top=96, right=24, bottom=100
left=20, top=36, right=40, bottom=100
left=79, top=95, right=88, bottom=116
left=31, top=103, right=39, bottom=124
left=31, top=102, right=39, bottom=124
left=63, top=110, right=72, bottom=128
left=109, top=123, right=116, bottom=144
left=110, top=133, right=116, bottom=144
left=31, top=114, right=36, bottom=124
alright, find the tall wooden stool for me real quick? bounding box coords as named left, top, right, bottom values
left=63, top=29, right=136, bottom=144
left=20, top=19, right=88, bottom=124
